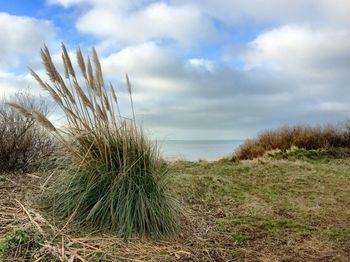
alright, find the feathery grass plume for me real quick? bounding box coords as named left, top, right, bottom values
left=73, top=79, right=93, bottom=109
left=76, top=47, right=87, bottom=79
left=111, top=83, right=118, bottom=102
left=41, top=48, right=76, bottom=105
left=29, top=69, right=46, bottom=90
left=45, top=84, right=62, bottom=105
left=96, top=104, right=107, bottom=121
left=61, top=43, right=76, bottom=78
left=126, top=74, right=136, bottom=128
left=31, top=111, right=56, bottom=132
left=87, top=58, right=96, bottom=93
left=6, top=102, right=33, bottom=119
left=103, top=93, right=111, bottom=112
left=62, top=52, right=69, bottom=79
left=28, top=69, right=62, bottom=105
left=92, top=47, right=104, bottom=91
left=110, top=83, right=122, bottom=119
left=63, top=106, right=79, bottom=120
left=24, top=44, right=179, bottom=238
left=126, top=73, right=132, bottom=95
left=40, top=45, right=60, bottom=83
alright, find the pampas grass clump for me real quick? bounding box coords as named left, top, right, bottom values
left=10, top=44, right=179, bottom=238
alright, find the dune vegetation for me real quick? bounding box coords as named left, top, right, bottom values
left=6, top=44, right=179, bottom=238
left=0, top=45, right=349, bottom=261
left=235, top=124, right=350, bottom=160
left=0, top=151, right=349, bottom=260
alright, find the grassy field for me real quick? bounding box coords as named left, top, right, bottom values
left=0, top=153, right=349, bottom=261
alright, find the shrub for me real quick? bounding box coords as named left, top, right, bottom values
left=9, top=44, right=179, bottom=238
left=235, top=124, right=350, bottom=160
left=0, top=90, right=55, bottom=173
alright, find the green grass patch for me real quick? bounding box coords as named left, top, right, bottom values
left=169, top=158, right=350, bottom=258
left=44, top=161, right=179, bottom=238
left=0, top=227, right=44, bottom=259
left=324, top=228, right=350, bottom=242
left=269, top=147, right=350, bottom=161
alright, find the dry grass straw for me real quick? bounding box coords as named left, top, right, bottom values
left=0, top=173, right=185, bottom=261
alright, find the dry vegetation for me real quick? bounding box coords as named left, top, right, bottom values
left=0, top=154, right=349, bottom=261
left=235, top=124, right=350, bottom=160
left=0, top=90, right=55, bottom=173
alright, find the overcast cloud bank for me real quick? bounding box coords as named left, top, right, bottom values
left=1, top=1, right=350, bottom=139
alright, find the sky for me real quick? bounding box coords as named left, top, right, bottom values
left=1, top=0, right=350, bottom=140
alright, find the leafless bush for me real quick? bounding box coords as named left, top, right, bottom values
left=0, top=90, right=55, bottom=173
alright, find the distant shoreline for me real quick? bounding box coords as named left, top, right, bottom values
left=157, top=140, right=243, bottom=161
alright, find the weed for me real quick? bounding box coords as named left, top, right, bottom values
left=0, top=227, right=44, bottom=259
left=90, top=252, right=111, bottom=262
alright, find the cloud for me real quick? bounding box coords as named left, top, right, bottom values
left=244, top=25, right=350, bottom=70
left=0, top=12, right=56, bottom=69
left=95, top=38, right=350, bottom=139
left=0, top=71, right=43, bottom=97
left=243, top=25, right=350, bottom=98
left=4, top=1, right=350, bottom=139
left=47, top=0, right=84, bottom=7
left=172, top=0, right=350, bottom=26
left=47, top=0, right=350, bottom=52
left=0, top=72, right=26, bottom=96
left=50, top=0, right=217, bottom=46
left=50, top=0, right=350, bottom=27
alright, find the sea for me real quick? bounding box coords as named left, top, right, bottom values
left=157, top=140, right=243, bottom=161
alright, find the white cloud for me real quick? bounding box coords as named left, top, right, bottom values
left=96, top=40, right=350, bottom=139
left=243, top=25, right=350, bottom=80
left=5, top=1, right=350, bottom=139
left=317, top=0, right=350, bottom=24
left=78, top=2, right=215, bottom=45
left=50, top=0, right=350, bottom=26
left=172, top=0, right=350, bottom=26
left=47, top=0, right=350, bottom=52
left=0, top=71, right=43, bottom=97
left=48, top=0, right=216, bottom=46
left=101, top=42, right=189, bottom=95
left=102, top=42, right=179, bottom=76
left=0, top=12, right=56, bottom=68
left=0, top=72, right=24, bottom=96
left=47, top=0, right=84, bottom=7
left=188, top=59, right=215, bottom=72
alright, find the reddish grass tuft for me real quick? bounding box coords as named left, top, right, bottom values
left=236, top=124, right=350, bottom=160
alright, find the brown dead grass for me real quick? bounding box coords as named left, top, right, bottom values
left=236, top=124, right=350, bottom=160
